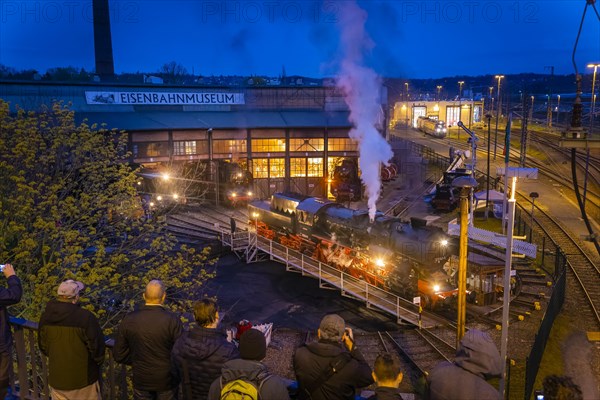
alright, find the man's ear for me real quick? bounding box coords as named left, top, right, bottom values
left=394, top=372, right=403, bottom=386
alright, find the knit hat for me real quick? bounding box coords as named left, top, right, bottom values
left=239, top=328, right=267, bottom=361
left=319, top=314, right=345, bottom=341
left=57, top=279, right=84, bottom=298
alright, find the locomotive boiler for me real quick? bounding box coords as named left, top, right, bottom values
left=249, top=192, right=459, bottom=308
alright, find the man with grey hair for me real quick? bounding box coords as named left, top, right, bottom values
left=114, top=280, right=182, bottom=400
left=39, top=279, right=105, bottom=400
left=293, top=313, right=373, bottom=400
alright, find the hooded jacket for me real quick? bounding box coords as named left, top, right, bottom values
left=38, top=300, right=105, bottom=390
left=113, top=304, right=183, bottom=392
left=293, top=340, right=374, bottom=400
left=0, top=275, right=22, bottom=352
left=207, top=358, right=291, bottom=400
left=171, top=325, right=240, bottom=399
left=427, top=329, right=503, bottom=400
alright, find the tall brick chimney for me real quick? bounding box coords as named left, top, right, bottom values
left=93, top=0, right=115, bottom=78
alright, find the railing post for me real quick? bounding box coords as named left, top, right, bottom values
left=12, top=324, right=30, bottom=399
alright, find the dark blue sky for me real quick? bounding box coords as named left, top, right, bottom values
left=1, top=0, right=598, bottom=78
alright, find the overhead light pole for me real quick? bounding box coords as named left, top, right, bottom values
left=494, top=75, right=504, bottom=160
left=405, top=82, right=410, bottom=128
left=458, top=81, right=465, bottom=139
left=530, top=96, right=535, bottom=121
left=451, top=175, right=478, bottom=347
left=437, top=85, right=443, bottom=101
left=583, top=62, right=599, bottom=208
left=489, top=86, right=494, bottom=114
left=556, top=95, right=561, bottom=126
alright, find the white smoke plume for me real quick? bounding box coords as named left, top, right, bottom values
left=335, top=1, right=393, bottom=221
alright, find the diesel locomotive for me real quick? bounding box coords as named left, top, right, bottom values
left=249, top=192, right=460, bottom=308
left=417, top=116, right=448, bottom=138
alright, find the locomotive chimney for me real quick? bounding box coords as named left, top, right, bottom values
left=92, top=0, right=115, bottom=79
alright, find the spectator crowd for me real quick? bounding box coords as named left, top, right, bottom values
left=0, top=270, right=586, bottom=400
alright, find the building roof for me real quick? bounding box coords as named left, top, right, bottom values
left=75, top=110, right=352, bottom=131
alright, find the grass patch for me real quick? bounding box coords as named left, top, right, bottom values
left=473, top=216, right=502, bottom=232
left=531, top=312, right=574, bottom=393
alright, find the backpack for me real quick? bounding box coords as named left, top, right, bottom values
left=220, top=374, right=272, bottom=400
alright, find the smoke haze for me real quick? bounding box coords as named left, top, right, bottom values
left=335, top=0, right=393, bottom=221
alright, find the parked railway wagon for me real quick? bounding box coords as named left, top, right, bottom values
left=249, top=192, right=461, bottom=309
left=417, top=116, right=448, bottom=138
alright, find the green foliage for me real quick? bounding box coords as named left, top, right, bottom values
left=0, top=100, right=215, bottom=333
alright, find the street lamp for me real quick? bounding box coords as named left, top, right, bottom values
left=437, top=85, right=443, bottom=101
left=485, top=114, right=492, bottom=219
left=530, top=96, right=535, bottom=121
left=556, top=95, right=561, bottom=126
left=529, top=192, right=539, bottom=242
left=458, top=81, right=465, bottom=139
left=499, top=176, right=518, bottom=398
left=451, top=175, right=478, bottom=347
left=587, top=63, right=599, bottom=135
left=405, top=83, right=410, bottom=128
left=488, top=87, right=494, bottom=114
left=494, top=75, right=504, bottom=160
left=546, top=94, right=550, bottom=127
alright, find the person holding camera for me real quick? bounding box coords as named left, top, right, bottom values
left=293, top=313, right=373, bottom=400
left=0, top=264, right=23, bottom=398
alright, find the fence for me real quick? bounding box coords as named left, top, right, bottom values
left=8, top=317, right=129, bottom=400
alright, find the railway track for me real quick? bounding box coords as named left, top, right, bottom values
left=517, top=191, right=600, bottom=328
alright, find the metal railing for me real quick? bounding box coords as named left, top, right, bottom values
left=8, top=317, right=130, bottom=400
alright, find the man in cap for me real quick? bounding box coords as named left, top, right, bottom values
left=38, top=279, right=105, bottom=400
left=113, top=279, right=182, bottom=400
left=208, top=328, right=290, bottom=400
left=0, top=264, right=22, bottom=398
left=293, top=313, right=373, bottom=400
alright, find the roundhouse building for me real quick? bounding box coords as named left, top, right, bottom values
left=0, top=80, right=373, bottom=199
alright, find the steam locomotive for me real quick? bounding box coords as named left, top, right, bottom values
left=329, top=159, right=398, bottom=203
left=249, top=192, right=459, bottom=308
left=417, top=116, right=448, bottom=138
left=136, top=160, right=253, bottom=210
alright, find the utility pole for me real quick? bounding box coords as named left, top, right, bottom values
left=545, top=66, right=554, bottom=128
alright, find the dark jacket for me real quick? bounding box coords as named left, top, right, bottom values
left=426, top=330, right=502, bottom=400
left=171, top=325, right=240, bottom=399
left=293, top=340, right=374, bottom=400
left=207, top=358, right=291, bottom=400
left=0, top=276, right=22, bottom=352
left=38, top=300, right=105, bottom=390
left=113, top=304, right=182, bottom=391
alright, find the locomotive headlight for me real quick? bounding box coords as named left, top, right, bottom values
left=231, top=192, right=237, bottom=198
left=156, top=195, right=163, bottom=201
left=433, top=284, right=441, bottom=292
left=375, top=258, right=385, bottom=268
left=440, top=239, right=448, bottom=246
left=247, top=191, right=253, bottom=197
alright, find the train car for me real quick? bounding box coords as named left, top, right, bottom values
left=249, top=192, right=459, bottom=309
left=430, top=168, right=473, bottom=212
left=330, top=159, right=362, bottom=202
left=417, top=116, right=448, bottom=138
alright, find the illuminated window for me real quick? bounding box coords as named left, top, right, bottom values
left=173, top=141, right=197, bottom=155
left=446, top=106, right=460, bottom=126
left=133, top=142, right=169, bottom=158
left=290, top=138, right=324, bottom=152
left=307, top=158, right=323, bottom=177
left=213, top=139, right=247, bottom=154
left=291, top=158, right=323, bottom=177
left=328, top=138, right=358, bottom=152
left=251, top=139, right=286, bottom=153
left=252, top=158, right=286, bottom=178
